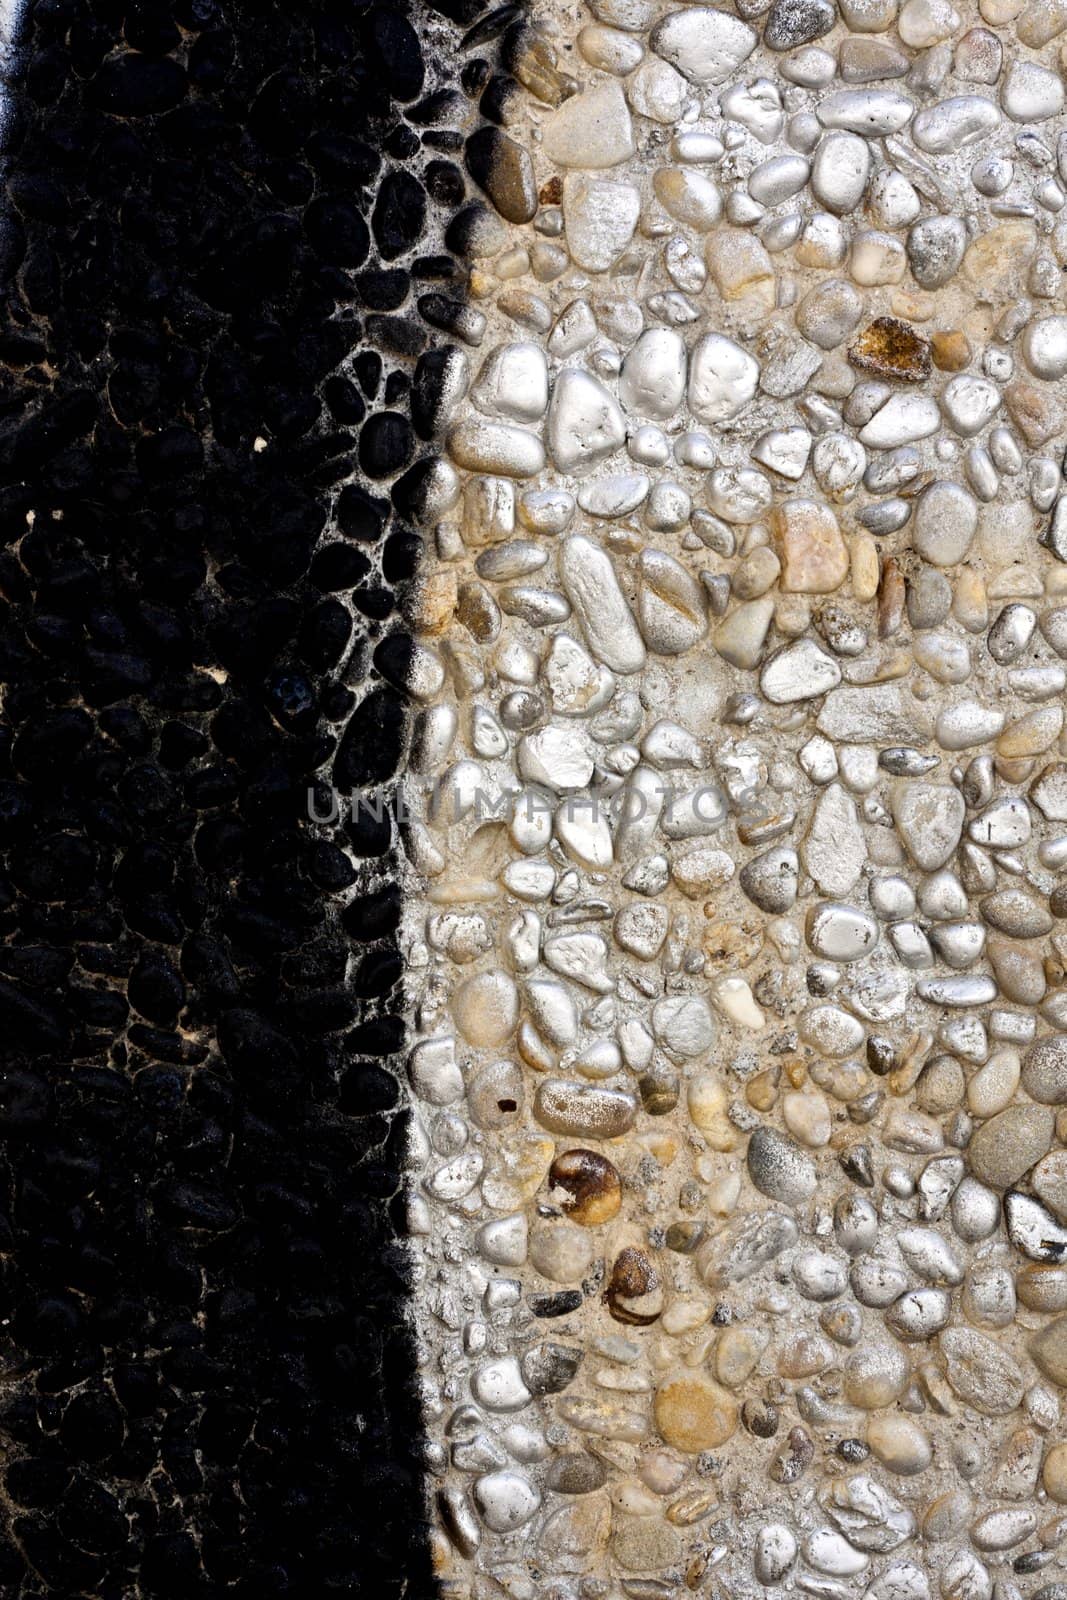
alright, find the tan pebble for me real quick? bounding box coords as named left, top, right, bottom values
left=747, top=1068, right=779, bottom=1111
left=952, top=567, right=988, bottom=632
left=778, top=1330, right=834, bottom=1378
left=844, top=1342, right=910, bottom=1408
left=924, top=1488, right=973, bottom=1542
left=962, top=220, right=1038, bottom=293
left=687, top=1076, right=738, bottom=1150
left=536, top=1492, right=612, bottom=1566
left=850, top=532, right=880, bottom=601
left=451, top=970, right=519, bottom=1046
left=706, top=1172, right=742, bottom=1214
left=638, top=1450, right=688, bottom=1495
left=529, top=1219, right=595, bottom=1283
left=1030, top=1315, right=1067, bottom=1386
left=1018, top=1264, right=1067, bottom=1313
left=968, top=1104, right=1054, bottom=1189
left=705, top=230, right=776, bottom=305
left=867, top=1414, right=932, bottom=1475
left=987, top=937, right=1046, bottom=1007
left=998, top=706, right=1064, bottom=759
left=703, top=917, right=764, bottom=970
left=772, top=499, right=849, bottom=594
left=931, top=330, right=972, bottom=371
left=774, top=593, right=812, bottom=636
left=782, top=1089, right=832, bottom=1147
left=636, top=1128, right=680, bottom=1166
left=666, top=1488, right=717, bottom=1526
left=661, top=1298, right=711, bottom=1336
left=612, top=1517, right=682, bottom=1572
left=968, top=1048, right=1021, bottom=1117
left=714, top=1325, right=769, bottom=1388
left=1005, top=381, right=1061, bottom=447
left=481, top=1133, right=555, bottom=1209
left=1044, top=1442, right=1067, bottom=1503
left=653, top=1373, right=738, bottom=1453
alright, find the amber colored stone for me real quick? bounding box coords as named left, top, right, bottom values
left=654, top=1373, right=738, bottom=1453
left=456, top=579, right=500, bottom=642
left=539, top=175, right=563, bottom=206
left=1005, top=381, right=1060, bottom=448
left=547, top=1148, right=623, bottom=1225
left=771, top=499, right=849, bottom=594
left=848, top=317, right=932, bottom=383
left=931, top=330, right=972, bottom=372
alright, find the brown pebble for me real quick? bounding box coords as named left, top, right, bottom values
left=605, top=1246, right=663, bottom=1325
left=931, top=330, right=972, bottom=371
left=547, top=1148, right=623, bottom=1226
left=849, top=317, right=932, bottom=383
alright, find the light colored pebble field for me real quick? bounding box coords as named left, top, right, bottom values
left=401, top=0, right=1067, bottom=1593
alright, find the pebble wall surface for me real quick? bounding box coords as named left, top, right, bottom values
left=0, top=0, right=496, bottom=1592
left=401, top=0, right=1067, bottom=1596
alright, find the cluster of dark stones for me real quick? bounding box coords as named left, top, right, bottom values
left=0, top=0, right=528, bottom=1592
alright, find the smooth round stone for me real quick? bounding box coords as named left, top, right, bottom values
left=764, top=0, right=836, bottom=49
left=749, top=152, right=810, bottom=204
left=805, top=1529, right=869, bottom=1577
left=1002, top=60, right=1064, bottom=121
left=533, top=1080, right=637, bottom=1139
left=529, top=1220, right=595, bottom=1284
left=542, top=79, right=635, bottom=169
left=912, top=94, right=1000, bottom=153
left=653, top=995, right=716, bottom=1058
left=951, top=1176, right=1001, bottom=1241
left=1029, top=1315, right=1067, bottom=1385
left=899, top=0, right=960, bottom=44
left=448, top=418, right=545, bottom=477
left=619, top=328, right=686, bottom=419
left=940, top=1328, right=1025, bottom=1414
left=907, top=214, right=966, bottom=289
left=451, top=971, right=519, bottom=1047
left=1022, top=1035, right=1067, bottom=1103
left=940, top=375, right=1000, bottom=437
left=806, top=902, right=880, bottom=961
left=969, top=1105, right=1055, bottom=1188
left=654, top=1372, right=737, bottom=1452
left=936, top=701, right=1005, bottom=750
left=844, top=1341, right=910, bottom=1407
left=885, top=1286, right=952, bottom=1340
left=1017, top=1264, right=1067, bottom=1313
left=1022, top=316, right=1067, bottom=380
left=747, top=1126, right=817, bottom=1206
left=688, top=333, right=760, bottom=423
left=650, top=8, right=758, bottom=83
left=629, top=56, right=688, bottom=121
left=867, top=1415, right=932, bottom=1476
left=912, top=480, right=978, bottom=566
left=755, top=1525, right=798, bottom=1584
left=653, top=167, right=722, bottom=230
left=858, top=392, right=940, bottom=447
left=473, top=1471, right=540, bottom=1532
left=472, top=1356, right=533, bottom=1413
left=1044, top=1443, right=1067, bottom=1504
left=811, top=131, right=871, bottom=213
